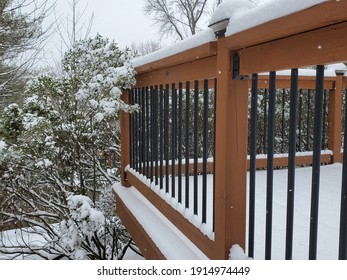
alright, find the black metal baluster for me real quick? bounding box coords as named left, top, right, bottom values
left=285, top=68, right=298, bottom=260
left=154, top=86, right=159, bottom=185
left=297, top=89, right=303, bottom=152
left=265, top=71, right=276, bottom=260
left=309, top=65, right=325, bottom=260
left=171, top=83, right=177, bottom=198
left=194, top=80, right=199, bottom=215
left=249, top=73, right=258, bottom=258
left=339, top=86, right=347, bottom=260
left=185, top=81, right=191, bottom=209
left=159, top=85, right=164, bottom=189
left=165, top=84, right=170, bottom=193
left=213, top=78, right=217, bottom=232
left=202, top=79, right=209, bottom=224
left=322, top=89, right=327, bottom=150
left=178, top=82, right=183, bottom=204
left=146, top=86, right=150, bottom=177
left=306, top=89, right=311, bottom=151
left=141, top=87, right=146, bottom=174
left=263, top=89, right=268, bottom=154
left=134, top=89, right=138, bottom=172
left=281, top=89, right=286, bottom=153
left=129, top=89, right=134, bottom=169
left=150, top=86, right=154, bottom=181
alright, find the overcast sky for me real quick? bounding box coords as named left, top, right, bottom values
left=41, top=0, right=165, bottom=66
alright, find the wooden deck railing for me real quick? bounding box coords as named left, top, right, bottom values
left=116, top=1, right=347, bottom=259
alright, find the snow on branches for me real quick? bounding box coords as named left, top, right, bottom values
left=0, top=35, right=137, bottom=260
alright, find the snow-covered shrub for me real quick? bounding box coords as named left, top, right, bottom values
left=0, top=35, right=138, bottom=260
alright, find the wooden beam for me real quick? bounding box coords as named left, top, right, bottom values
left=255, top=75, right=335, bottom=90
left=126, top=172, right=215, bottom=259
left=114, top=192, right=166, bottom=260
left=328, top=74, right=344, bottom=163
left=239, top=21, right=347, bottom=74
left=135, top=55, right=217, bottom=88
left=120, top=91, right=131, bottom=187
left=225, top=0, right=347, bottom=50
left=247, top=154, right=332, bottom=170
left=135, top=42, right=217, bottom=74
left=213, top=37, right=248, bottom=259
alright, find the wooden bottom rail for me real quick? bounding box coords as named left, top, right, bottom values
left=114, top=192, right=166, bottom=260
left=132, top=153, right=333, bottom=177
left=132, top=161, right=214, bottom=176
left=125, top=172, right=215, bottom=259
left=247, top=153, right=332, bottom=169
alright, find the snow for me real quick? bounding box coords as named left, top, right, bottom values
left=116, top=163, right=346, bottom=260
left=132, top=29, right=216, bottom=68
left=248, top=163, right=345, bottom=259
left=2, top=164, right=346, bottom=260
left=35, top=159, right=53, bottom=168
left=0, top=139, right=6, bottom=163
left=229, top=244, right=252, bottom=260
left=113, top=183, right=209, bottom=260
left=260, top=63, right=347, bottom=77
left=210, top=0, right=329, bottom=37
left=125, top=165, right=215, bottom=240
left=248, top=150, right=333, bottom=160
left=209, top=0, right=256, bottom=26
left=132, top=0, right=328, bottom=68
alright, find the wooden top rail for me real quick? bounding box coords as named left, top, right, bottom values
left=135, top=1, right=347, bottom=80
left=225, top=1, right=347, bottom=51
left=255, top=75, right=346, bottom=90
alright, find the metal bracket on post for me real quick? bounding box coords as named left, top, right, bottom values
left=233, top=53, right=250, bottom=80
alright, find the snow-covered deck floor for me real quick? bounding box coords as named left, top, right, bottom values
left=252, top=163, right=343, bottom=260
left=118, top=163, right=345, bottom=260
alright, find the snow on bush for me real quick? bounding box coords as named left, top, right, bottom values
left=0, top=35, right=137, bottom=260
left=59, top=195, right=105, bottom=259
left=0, top=139, right=6, bottom=164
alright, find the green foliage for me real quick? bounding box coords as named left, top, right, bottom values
left=0, top=34, right=138, bottom=260
left=0, top=0, right=48, bottom=112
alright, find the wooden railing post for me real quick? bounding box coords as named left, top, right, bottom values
left=213, top=37, right=249, bottom=259
left=328, top=74, right=344, bottom=163
left=120, top=90, right=131, bottom=187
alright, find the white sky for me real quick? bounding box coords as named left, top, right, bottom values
left=40, top=0, right=165, bottom=67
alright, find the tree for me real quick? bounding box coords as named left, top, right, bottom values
left=0, top=0, right=52, bottom=111
left=144, top=0, right=211, bottom=41
left=51, top=0, right=94, bottom=72
left=144, top=0, right=226, bottom=41
left=0, top=35, right=141, bottom=260
left=130, top=40, right=162, bottom=56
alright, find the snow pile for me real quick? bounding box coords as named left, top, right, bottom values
left=59, top=195, right=105, bottom=259
left=260, top=63, right=347, bottom=77
left=209, top=0, right=256, bottom=26
left=0, top=139, right=6, bottom=164
left=229, top=244, right=252, bottom=260
left=114, top=183, right=208, bottom=260
left=133, top=0, right=328, bottom=68
left=0, top=139, right=6, bottom=154
left=326, top=63, right=347, bottom=76
left=210, top=0, right=328, bottom=37
left=35, top=158, right=53, bottom=168
left=125, top=165, right=214, bottom=240
left=132, top=29, right=216, bottom=68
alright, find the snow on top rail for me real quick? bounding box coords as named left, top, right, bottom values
left=210, top=0, right=328, bottom=37
left=260, top=64, right=347, bottom=77
left=132, top=29, right=216, bottom=68
left=132, top=0, right=328, bottom=69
